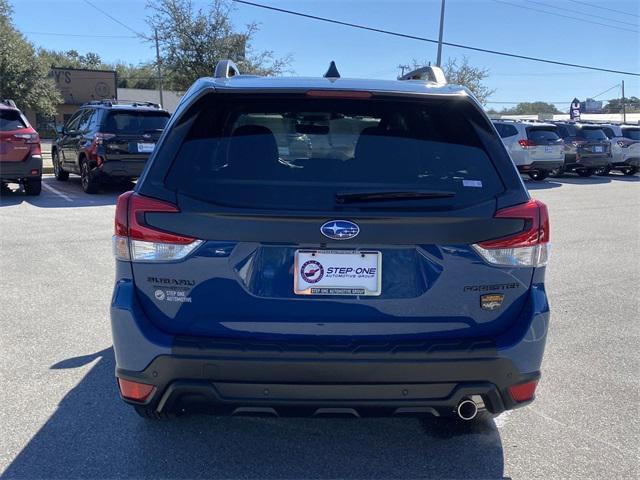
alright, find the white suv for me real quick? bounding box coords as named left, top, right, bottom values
left=492, top=120, right=564, bottom=181
left=599, top=124, right=640, bottom=175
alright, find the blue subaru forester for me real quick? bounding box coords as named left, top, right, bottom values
left=111, top=61, right=550, bottom=420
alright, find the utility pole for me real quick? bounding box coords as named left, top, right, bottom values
left=436, top=0, right=446, bottom=67
left=398, top=64, right=410, bottom=77
left=621, top=80, right=626, bottom=123
left=154, top=28, right=164, bottom=108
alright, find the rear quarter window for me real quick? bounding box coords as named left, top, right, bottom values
left=165, top=94, right=506, bottom=212
left=0, top=110, right=28, bottom=131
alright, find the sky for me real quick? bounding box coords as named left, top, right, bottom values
left=10, top=0, right=640, bottom=111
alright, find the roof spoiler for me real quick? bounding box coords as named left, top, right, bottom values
left=1, top=99, right=17, bottom=108
left=214, top=59, right=240, bottom=79
left=399, top=66, right=447, bottom=86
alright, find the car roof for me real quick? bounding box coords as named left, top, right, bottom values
left=196, top=75, right=471, bottom=98
left=82, top=104, right=168, bottom=113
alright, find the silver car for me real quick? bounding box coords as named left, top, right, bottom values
left=492, top=120, right=564, bottom=181
left=599, top=124, right=640, bottom=175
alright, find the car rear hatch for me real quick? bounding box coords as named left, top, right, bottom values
left=525, top=126, right=563, bottom=162
left=121, top=91, right=545, bottom=342
left=100, top=110, right=169, bottom=161
left=0, top=109, right=38, bottom=162
left=576, top=127, right=610, bottom=158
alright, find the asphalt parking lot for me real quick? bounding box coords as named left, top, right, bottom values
left=0, top=173, right=638, bottom=479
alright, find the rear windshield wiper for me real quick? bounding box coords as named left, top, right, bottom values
left=335, top=190, right=456, bottom=204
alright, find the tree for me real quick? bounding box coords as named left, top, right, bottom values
left=38, top=48, right=108, bottom=70
left=146, top=0, right=292, bottom=91
left=409, top=56, right=495, bottom=105
left=498, top=102, right=562, bottom=115
left=0, top=0, right=61, bottom=116
left=603, top=96, right=640, bottom=114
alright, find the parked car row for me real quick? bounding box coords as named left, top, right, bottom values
left=492, top=119, right=639, bottom=180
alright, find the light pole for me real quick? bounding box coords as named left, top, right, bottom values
left=436, top=0, right=446, bottom=67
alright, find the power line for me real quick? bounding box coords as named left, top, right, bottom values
left=567, top=0, right=640, bottom=19
left=25, top=31, right=137, bottom=39
left=492, top=0, right=638, bottom=33
left=83, top=0, right=145, bottom=38
left=590, top=84, right=621, bottom=99
left=527, top=0, right=639, bottom=29
left=232, top=0, right=640, bottom=76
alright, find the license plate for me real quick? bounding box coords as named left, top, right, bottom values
left=137, top=142, right=155, bottom=153
left=294, top=250, right=382, bottom=296
left=594, top=146, right=604, bottom=153
left=544, top=146, right=553, bottom=153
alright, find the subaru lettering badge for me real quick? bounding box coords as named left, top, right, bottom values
left=320, top=220, right=360, bottom=240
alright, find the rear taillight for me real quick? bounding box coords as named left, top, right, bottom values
left=518, top=139, right=535, bottom=149
left=13, top=132, right=41, bottom=155
left=472, top=199, right=549, bottom=267
left=113, top=192, right=202, bottom=262
left=13, top=132, right=39, bottom=143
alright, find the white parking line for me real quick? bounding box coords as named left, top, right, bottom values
left=42, top=182, right=73, bottom=202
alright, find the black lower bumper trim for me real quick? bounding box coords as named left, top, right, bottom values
left=117, top=350, right=540, bottom=417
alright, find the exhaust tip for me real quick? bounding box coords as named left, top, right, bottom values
left=457, top=399, right=478, bottom=421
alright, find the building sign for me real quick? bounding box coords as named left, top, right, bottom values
left=570, top=98, right=581, bottom=121
left=50, top=67, right=117, bottom=105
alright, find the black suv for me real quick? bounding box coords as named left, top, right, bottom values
left=551, top=122, right=611, bottom=177
left=52, top=100, right=171, bottom=193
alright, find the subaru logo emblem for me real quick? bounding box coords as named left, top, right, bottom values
left=320, top=220, right=360, bottom=240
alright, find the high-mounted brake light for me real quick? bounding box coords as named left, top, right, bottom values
left=472, top=199, right=550, bottom=267
left=113, top=192, right=202, bottom=262
left=306, top=90, right=372, bottom=99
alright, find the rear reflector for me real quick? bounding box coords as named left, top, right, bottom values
left=118, top=378, right=155, bottom=402
left=508, top=380, right=538, bottom=402
left=473, top=199, right=550, bottom=267
left=113, top=192, right=202, bottom=262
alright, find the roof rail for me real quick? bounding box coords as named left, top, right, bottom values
left=82, top=99, right=161, bottom=109
left=214, top=59, right=240, bottom=79
left=398, top=66, right=447, bottom=86
left=1, top=99, right=17, bottom=108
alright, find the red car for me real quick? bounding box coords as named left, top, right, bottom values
left=0, top=100, right=42, bottom=195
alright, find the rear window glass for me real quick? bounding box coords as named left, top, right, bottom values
left=578, top=128, right=607, bottom=141
left=622, top=128, right=640, bottom=141
left=601, top=127, right=615, bottom=139
left=0, top=110, right=27, bottom=131
left=103, top=111, right=169, bottom=134
left=556, top=124, right=576, bottom=137
left=494, top=123, right=518, bottom=138
left=166, top=95, right=504, bottom=211
left=527, top=127, right=560, bottom=143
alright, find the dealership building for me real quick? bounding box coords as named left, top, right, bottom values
left=24, top=67, right=182, bottom=136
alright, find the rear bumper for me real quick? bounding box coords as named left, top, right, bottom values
left=518, top=160, right=563, bottom=172
left=117, top=351, right=540, bottom=417
left=565, top=154, right=610, bottom=168
left=98, top=159, right=147, bottom=179
left=0, top=155, right=42, bottom=181
left=111, top=276, right=550, bottom=417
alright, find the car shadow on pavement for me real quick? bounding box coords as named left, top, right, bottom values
left=2, top=348, right=506, bottom=480
left=0, top=178, right=128, bottom=208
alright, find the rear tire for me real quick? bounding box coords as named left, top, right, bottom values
left=577, top=169, right=594, bottom=177
left=528, top=170, right=549, bottom=181
left=548, top=167, right=564, bottom=178
left=134, top=405, right=175, bottom=421
left=23, top=177, right=41, bottom=196
left=594, top=166, right=610, bottom=176
left=623, top=167, right=638, bottom=176
left=80, top=160, right=99, bottom=194
left=52, top=149, right=69, bottom=181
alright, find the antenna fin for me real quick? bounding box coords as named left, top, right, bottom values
left=324, top=61, right=340, bottom=79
